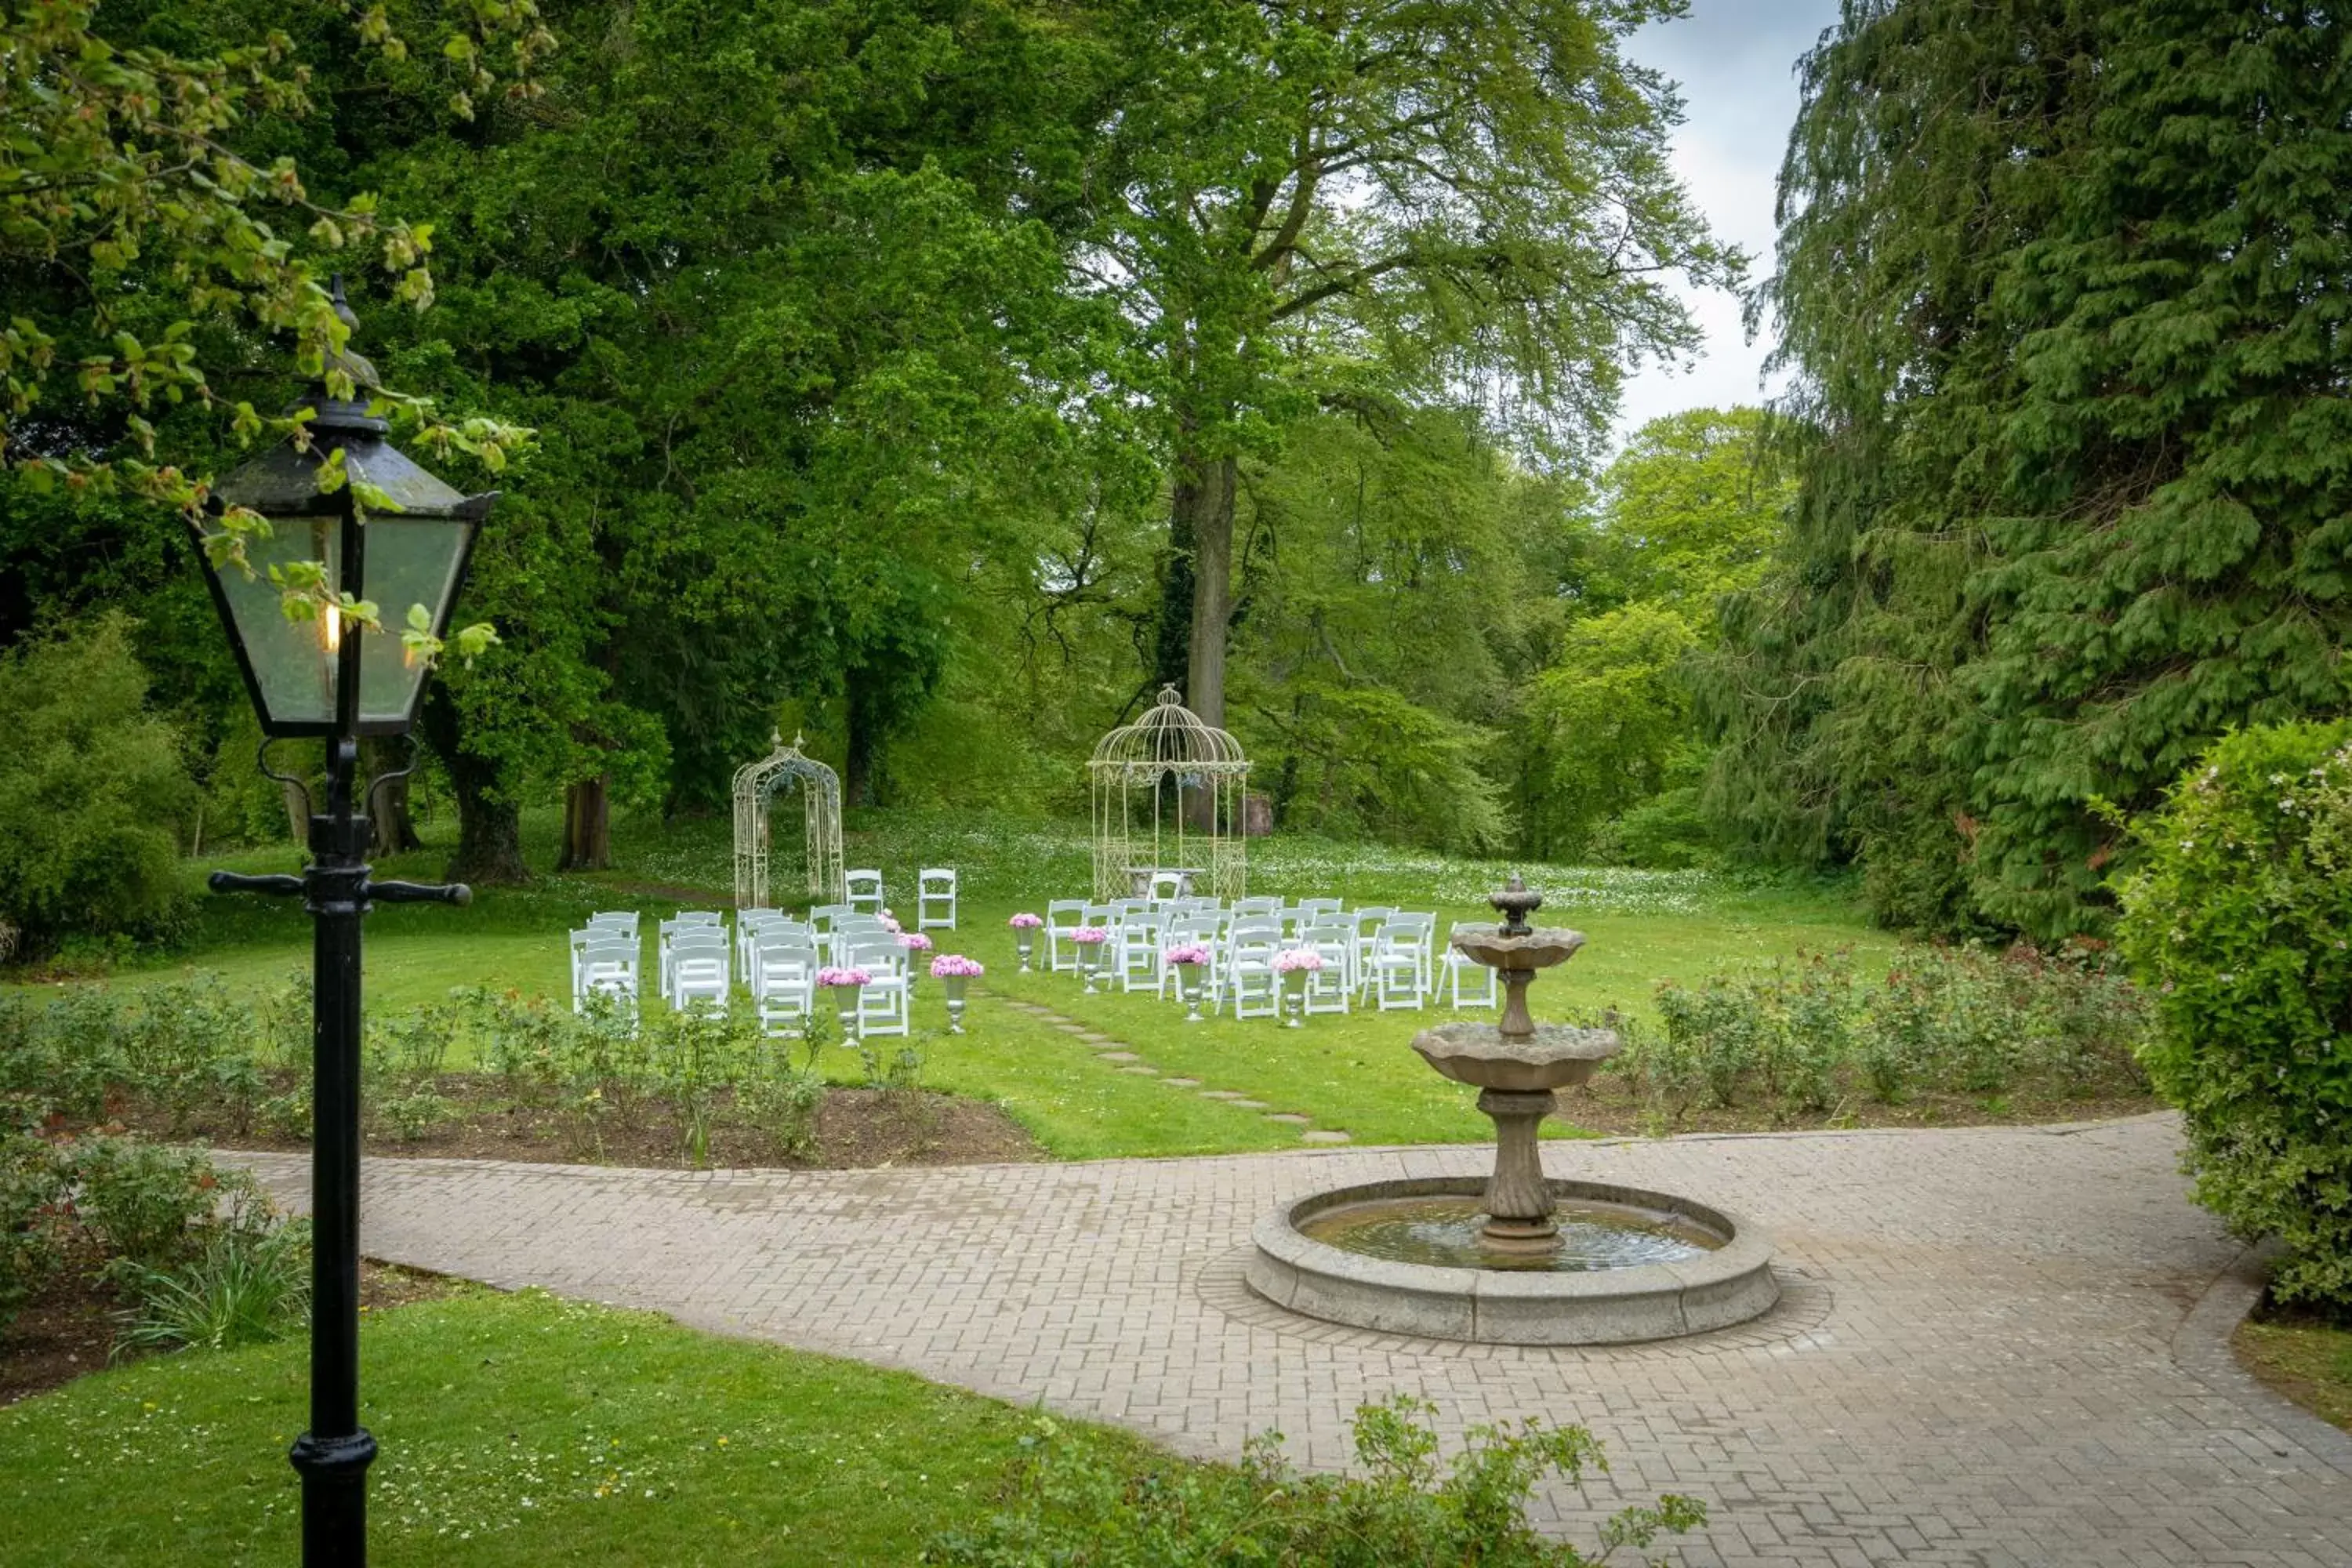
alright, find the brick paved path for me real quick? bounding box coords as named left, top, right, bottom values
left=232, top=1116, right=2352, bottom=1566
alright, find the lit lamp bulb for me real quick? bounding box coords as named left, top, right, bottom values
left=322, top=600, right=343, bottom=653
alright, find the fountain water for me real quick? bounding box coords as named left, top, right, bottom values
left=1245, top=880, right=1780, bottom=1344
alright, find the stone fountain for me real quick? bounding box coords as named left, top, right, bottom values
left=1410, top=877, right=1621, bottom=1254
left=1244, top=879, right=1780, bottom=1345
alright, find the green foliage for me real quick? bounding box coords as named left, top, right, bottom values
left=2115, top=721, right=2352, bottom=1312
left=0, top=0, right=538, bottom=524
left=67, top=1135, right=265, bottom=1274
left=0, top=616, right=197, bottom=953
left=1623, top=944, right=2149, bottom=1124
left=1521, top=605, right=1702, bottom=859
left=1589, top=786, right=1719, bottom=871
left=115, top=1218, right=311, bottom=1358
left=1709, top=0, right=2352, bottom=938
left=924, top=1393, right=1704, bottom=1567
left=0, top=1105, right=72, bottom=1334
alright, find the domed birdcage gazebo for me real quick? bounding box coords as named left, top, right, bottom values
left=1088, top=686, right=1251, bottom=902
left=732, top=732, right=846, bottom=909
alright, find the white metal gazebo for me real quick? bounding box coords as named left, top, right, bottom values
left=1087, top=686, right=1250, bottom=902
left=731, top=732, right=846, bottom=909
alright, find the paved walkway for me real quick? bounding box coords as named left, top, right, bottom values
left=232, top=1116, right=2352, bottom=1566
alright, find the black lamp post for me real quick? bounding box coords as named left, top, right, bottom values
left=190, top=281, right=495, bottom=1566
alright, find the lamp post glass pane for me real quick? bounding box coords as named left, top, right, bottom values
left=358, top=514, right=470, bottom=727
left=219, top=514, right=344, bottom=730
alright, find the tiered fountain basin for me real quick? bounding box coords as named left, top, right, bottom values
left=1246, top=1176, right=1777, bottom=1345
left=1243, top=881, right=1780, bottom=1345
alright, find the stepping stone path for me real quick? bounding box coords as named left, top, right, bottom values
left=991, top=992, right=1352, bottom=1145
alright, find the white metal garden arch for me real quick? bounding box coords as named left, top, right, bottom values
left=731, top=732, right=846, bottom=909
left=1087, top=686, right=1250, bottom=902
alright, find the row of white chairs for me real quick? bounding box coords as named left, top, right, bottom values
left=843, top=867, right=960, bottom=930
left=568, top=909, right=920, bottom=1039
left=1040, top=899, right=1496, bottom=1018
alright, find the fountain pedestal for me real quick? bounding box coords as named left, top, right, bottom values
left=1475, top=1088, right=1560, bottom=1252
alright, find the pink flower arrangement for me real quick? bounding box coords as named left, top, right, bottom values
left=1164, top=943, right=1213, bottom=966
left=1272, top=948, right=1325, bottom=974
left=898, top=931, right=935, bottom=951
left=1008, top=912, right=1044, bottom=929
left=1070, top=926, right=1109, bottom=945
left=816, top=967, right=872, bottom=988
left=879, top=914, right=902, bottom=933
left=931, top=954, right=985, bottom=979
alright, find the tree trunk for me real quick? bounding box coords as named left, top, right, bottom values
left=558, top=774, right=613, bottom=871
left=420, top=687, right=531, bottom=886
left=1171, top=448, right=1239, bottom=725
left=365, top=739, right=423, bottom=859
left=281, top=779, right=310, bottom=844
left=844, top=673, right=880, bottom=808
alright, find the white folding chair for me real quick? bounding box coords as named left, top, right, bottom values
left=574, top=933, right=641, bottom=1016
left=1222, top=931, right=1281, bottom=1021
left=1147, top=869, right=1185, bottom=902
left=1297, top=898, right=1344, bottom=918
left=669, top=929, right=731, bottom=1013
left=1232, top=895, right=1283, bottom=919
left=1367, top=919, right=1426, bottom=1011
left=1302, top=919, right=1355, bottom=1015
left=658, top=913, right=724, bottom=1001
left=1044, top=899, right=1087, bottom=973
left=1443, top=923, right=1498, bottom=1009
left=1391, top=912, right=1439, bottom=999
left=844, top=869, right=885, bottom=917
left=753, top=940, right=819, bottom=1034
left=916, top=867, right=957, bottom=931
left=1116, top=911, right=1167, bottom=993
left=847, top=938, right=910, bottom=1038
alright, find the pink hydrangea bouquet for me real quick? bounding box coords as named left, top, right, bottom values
left=898, top=931, right=935, bottom=952
left=1008, top=912, right=1044, bottom=929
left=815, top=967, right=872, bottom=988
left=1272, top=948, right=1325, bottom=973
left=931, top=954, right=985, bottom=979
left=1071, top=926, right=1109, bottom=944
left=1163, top=943, right=1214, bottom=966
left=878, top=914, right=902, bottom=934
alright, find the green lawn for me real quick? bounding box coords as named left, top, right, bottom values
left=0, top=1287, right=1146, bottom=1566
left=2235, top=1311, right=2352, bottom=1434
left=9, top=808, right=1894, bottom=1160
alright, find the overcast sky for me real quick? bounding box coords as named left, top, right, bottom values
left=1610, top=0, right=1842, bottom=445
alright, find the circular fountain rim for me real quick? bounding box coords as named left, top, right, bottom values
left=1247, top=1176, right=1779, bottom=1345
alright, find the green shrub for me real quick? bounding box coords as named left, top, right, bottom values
left=0, top=615, right=198, bottom=955
left=122, top=976, right=250, bottom=1132
left=116, top=1218, right=311, bottom=1357
left=1629, top=944, right=2149, bottom=1123
left=1, top=1105, right=71, bottom=1333
left=66, top=1136, right=261, bottom=1272
left=1589, top=786, right=1719, bottom=870
left=923, top=1394, right=1704, bottom=1567
left=2115, top=720, right=2352, bottom=1312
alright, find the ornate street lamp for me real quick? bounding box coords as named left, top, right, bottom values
left=189, top=281, right=494, bottom=1566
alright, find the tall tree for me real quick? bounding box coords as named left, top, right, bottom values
left=1073, top=0, right=1733, bottom=726
left=1711, top=0, right=2352, bottom=938
left=345, top=0, right=1107, bottom=876
left=1519, top=406, right=1786, bottom=858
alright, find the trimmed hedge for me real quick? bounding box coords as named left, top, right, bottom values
left=2116, top=721, right=2352, bottom=1313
